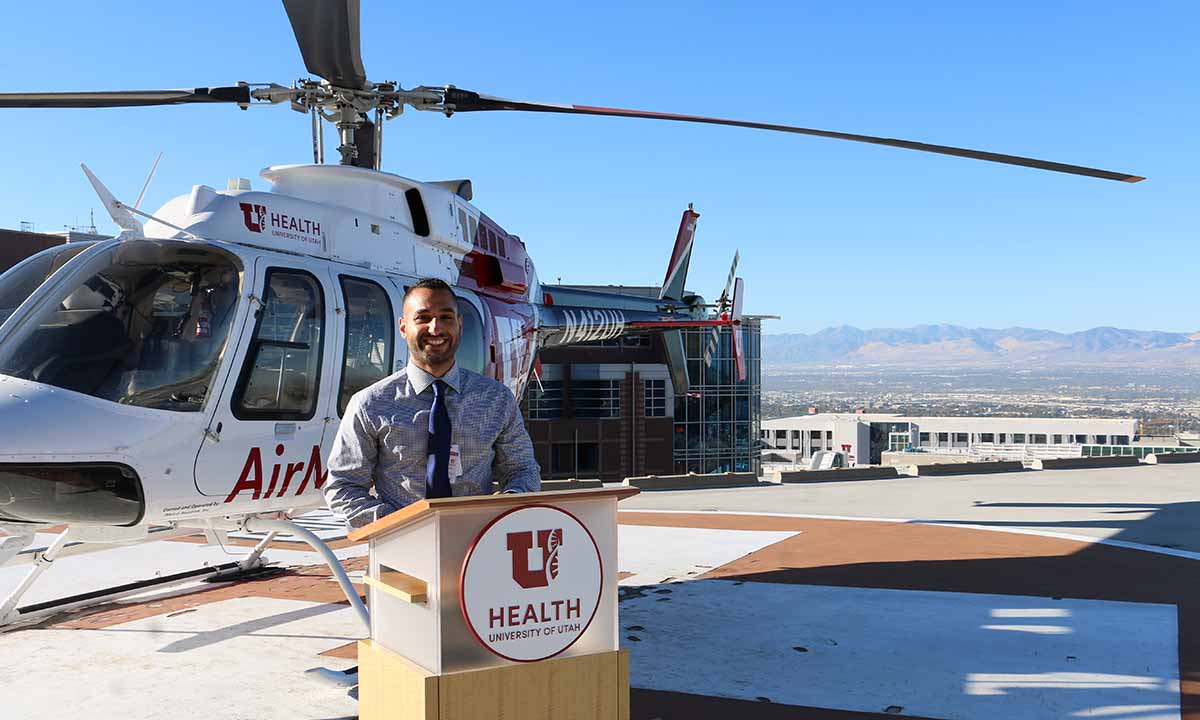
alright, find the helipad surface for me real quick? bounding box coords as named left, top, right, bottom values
left=2, top=464, right=1198, bottom=720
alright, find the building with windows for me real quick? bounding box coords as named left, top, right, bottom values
left=759, top=413, right=1170, bottom=465
left=522, top=287, right=764, bottom=481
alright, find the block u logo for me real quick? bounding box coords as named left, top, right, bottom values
left=506, top=529, right=563, bottom=589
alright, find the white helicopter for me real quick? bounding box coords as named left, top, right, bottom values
left=0, top=0, right=1142, bottom=629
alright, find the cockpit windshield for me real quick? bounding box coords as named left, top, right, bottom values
left=0, top=241, right=242, bottom=411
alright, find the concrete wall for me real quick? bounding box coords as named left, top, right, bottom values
left=914, top=461, right=1026, bottom=476
left=540, top=479, right=605, bottom=490
left=1146, top=452, right=1200, bottom=464
left=1032, top=456, right=1141, bottom=470
left=881, top=451, right=972, bottom=467
left=776, top=467, right=900, bottom=483
left=624, top=472, right=764, bottom=491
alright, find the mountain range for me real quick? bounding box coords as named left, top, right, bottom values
left=763, top=325, right=1200, bottom=367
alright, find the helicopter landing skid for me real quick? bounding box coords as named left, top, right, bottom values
left=0, top=528, right=69, bottom=628
left=0, top=554, right=265, bottom=631
left=0, top=524, right=279, bottom=630
left=203, top=528, right=280, bottom=582
left=239, top=516, right=370, bottom=633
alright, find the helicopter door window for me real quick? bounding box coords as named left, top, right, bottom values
left=337, top=276, right=394, bottom=416
left=455, top=297, right=486, bottom=375
left=233, top=269, right=325, bottom=420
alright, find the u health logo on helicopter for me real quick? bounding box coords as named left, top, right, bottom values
left=239, top=202, right=267, bottom=233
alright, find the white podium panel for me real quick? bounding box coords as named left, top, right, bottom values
left=350, top=487, right=634, bottom=676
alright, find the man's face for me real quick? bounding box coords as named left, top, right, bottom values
left=400, top=287, right=462, bottom=371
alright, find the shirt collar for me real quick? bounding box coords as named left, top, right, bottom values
left=407, top=361, right=461, bottom=396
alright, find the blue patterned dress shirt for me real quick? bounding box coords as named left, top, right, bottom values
left=324, top=362, right=541, bottom=527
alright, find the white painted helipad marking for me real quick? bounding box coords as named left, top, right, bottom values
left=616, top=525, right=796, bottom=586
left=980, top=624, right=1073, bottom=635
left=993, top=608, right=1070, bottom=618
left=0, top=596, right=361, bottom=720
left=966, top=672, right=1171, bottom=695
left=619, top=579, right=1180, bottom=720
left=1073, top=705, right=1178, bottom=718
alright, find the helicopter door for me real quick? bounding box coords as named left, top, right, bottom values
left=330, top=272, right=401, bottom=422
left=194, top=258, right=339, bottom=505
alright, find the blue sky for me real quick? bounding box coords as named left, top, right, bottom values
left=1, top=1, right=1195, bottom=333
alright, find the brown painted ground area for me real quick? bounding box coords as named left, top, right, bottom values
left=22, top=513, right=1197, bottom=719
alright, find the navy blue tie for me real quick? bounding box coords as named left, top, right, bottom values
left=426, top=379, right=452, bottom=498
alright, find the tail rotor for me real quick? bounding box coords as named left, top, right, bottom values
left=702, top=250, right=739, bottom=367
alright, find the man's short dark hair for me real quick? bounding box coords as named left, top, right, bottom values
left=403, top=277, right=455, bottom=304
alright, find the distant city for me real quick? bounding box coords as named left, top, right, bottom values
left=763, top=325, right=1200, bottom=433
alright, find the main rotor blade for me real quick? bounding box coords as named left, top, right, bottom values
left=443, top=90, right=1144, bottom=183
left=0, top=87, right=251, bottom=108
left=282, top=0, right=368, bottom=90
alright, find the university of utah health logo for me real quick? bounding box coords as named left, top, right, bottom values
left=461, top=505, right=601, bottom=662
left=507, top=528, right=562, bottom=589
left=238, top=201, right=323, bottom=246
left=239, top=202, right=266, bottom=233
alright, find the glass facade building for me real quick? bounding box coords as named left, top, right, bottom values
left=520, top=282, right=767, bottom=482
left=672, top=319, right=763, bottom=475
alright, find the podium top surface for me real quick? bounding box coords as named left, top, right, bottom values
left=346, top=486, right=640, bottom=542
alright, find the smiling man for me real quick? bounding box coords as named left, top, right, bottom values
left=324, top=278, right=540, bottom=528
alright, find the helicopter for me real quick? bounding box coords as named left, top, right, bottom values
left=0, top=0, right=1141, bottom=628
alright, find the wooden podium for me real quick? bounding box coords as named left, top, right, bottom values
left=347, top=486, right=639, bottom=720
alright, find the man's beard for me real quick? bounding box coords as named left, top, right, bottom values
left=412, top=333, right=458, bottom=365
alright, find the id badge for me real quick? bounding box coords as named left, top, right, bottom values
left=448, top=444, right=463, bottom=481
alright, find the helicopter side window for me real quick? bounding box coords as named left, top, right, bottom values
left=0, top=242, right=92, bottom=326
left=0, top=241, right=241, bottom=411
left=337, top=276, right=393, bottom=416
left=459, top=209, right=473, bottom=246
left=233, top=269, right=325, bottom=420
left=456, top=298, right=486, bottom=375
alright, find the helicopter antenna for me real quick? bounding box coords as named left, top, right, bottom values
left=81, top=164, right=142, bottom=239
left=81, top=164, right=201, bottom=241
left=134, top=152, right=163, bottom=210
